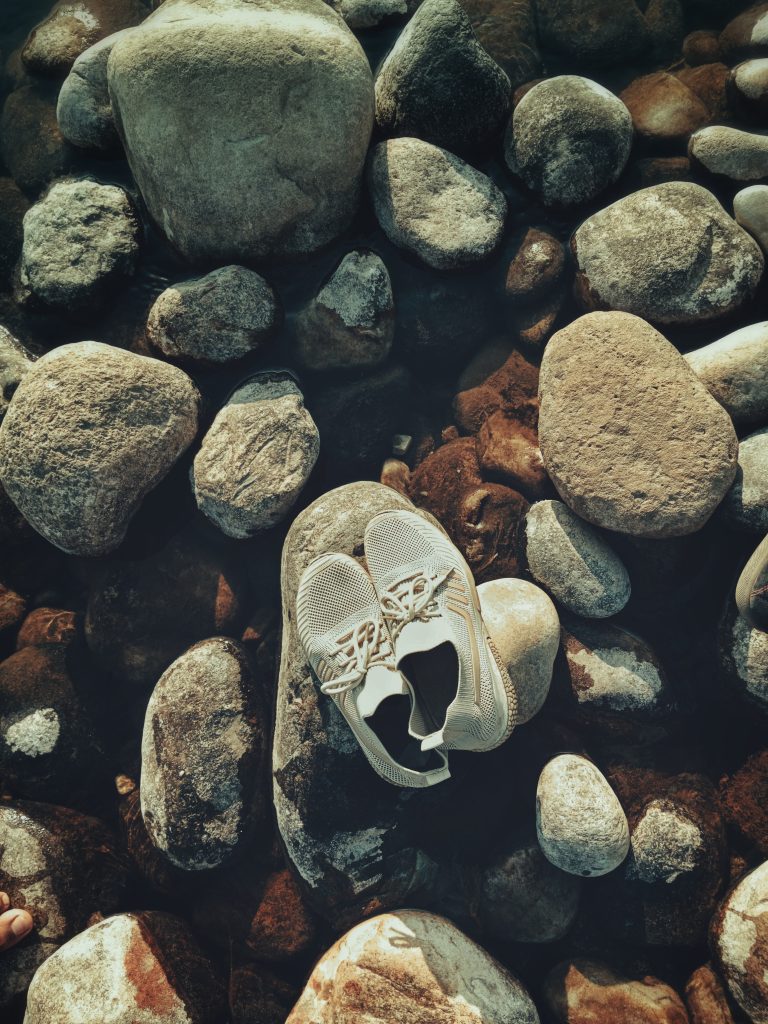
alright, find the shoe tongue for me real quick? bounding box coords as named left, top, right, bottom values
left=355, top=664, right=407, bottom=718
left=395, top=616, right=454, bottom=664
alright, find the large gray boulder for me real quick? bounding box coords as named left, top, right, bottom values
left=107, top=0, right=374, bottom=262
left=0, top=342, right=200, bottom=556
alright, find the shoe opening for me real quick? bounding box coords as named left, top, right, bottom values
left=368, top=694, right=446, bottom=772
left=400, top=641, right=459, bottom=736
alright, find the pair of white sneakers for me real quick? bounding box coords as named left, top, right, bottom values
left=296, top=509, right=518, bottom=788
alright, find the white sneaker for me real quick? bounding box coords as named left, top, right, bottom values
left=296, top=551, right=451, bottom=788
left=364, top=510, right=517, bottom=752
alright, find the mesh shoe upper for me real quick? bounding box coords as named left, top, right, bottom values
left=296, top=551, right=450, bottom=789
left=364, top=510, right=517, bottom=752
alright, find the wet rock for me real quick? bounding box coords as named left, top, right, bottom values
left=193, top=374, right=318, bottom=538
left=309, top=363, right=411, bottom=479
left=0, top=342, right=199, bottom=556
left=459, top=0, right=540, bottom=89
left=476, top=832, right=581, bottom=942
left=504, top=227, right=565, bottom=303
left=0, top=645, right=102, bottom=803
left=676, top=63, right=731, bottom=123
left=274, top=481, right=440, bottom=921
left=719, top=594, right=768, bottom=713
left=599, top=769, right=728, bottom=946
left=22, top=0, right=149, bottom=77
left=686, top=322, right=768, bottom=427
left=573, top=183, right=764, bottom=325
left=539, top=313, right=738, bottom=538
left=18, top=178, right=141, bottom=311
left=555, top=618, right=676, bottom=743
left=85, top=528, right=248, bottom=688
left=685, top=965, right=735, bottom=1024
left=368, top=137, right=506, bottom=269
left=56, top=32, right=129, bottom=150
left=286, top=910, right=540, bottom=1024
left=620, top=72, right=711, bottom=147
left=141, top=638, right=266, bottom=871
left=534, top=0, right=660, bottom=66
left=478, top=578, right=559, bottom=725
left=454, top=347, right=540, bottom=435
left=544, top=958, right=689, bottom=1024
left=0, top=179, right=29, bottom=284
left=409, top=436, right=528, bottom=583
left=147, top=265, right=279, bottom=366
left=325, top=0, right=420, bottom=29
left=0, top=83, right=74, bottom=194
left=720, top=427, right=768, bottom=533
left=476, top=410, right=549, bottom=499
left=734, top=184, right=768, bottom=253
left=374, top=0, right=510, bottom=155
left=524, top=500, right=631, bottom=619
left=107, top=0, right=374, bottom=262
left=505, top=76, right=632, bottom=207
left=536, top=754, right=629, bottom=878
left=0, top=800, right=126, bottom=1009
left=683, top=30, right=722, bottom=66
left=16, top=608, right=79, bottom=650
left=712, top=859, right=768, bottom=1023
left=720, top=4, right=768, bottom=63
left=720, top=749, right=768, bottom=858
left=729, top=58, right=768, bottom=120
left=690, top=126, right=768, bottom=182
left=0, top=326, right=34, bottom=422
left=294, top=250, right=394, bottom=372
left=24, top=912, right=226, bottom=1024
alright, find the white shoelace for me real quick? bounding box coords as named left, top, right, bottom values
left=380, top=569, right=452, bottom=638
left=320, top=618, right=391, bottom=696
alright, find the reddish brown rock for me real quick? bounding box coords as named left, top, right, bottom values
left=720, top=4, right=768, bottom=63
left=0, top=583, right=26, bottom=638
left=544, top=958, right=690, bottom=1024
left=16, top=608, right=79, bottom=649
left=685, top=964, right=735, bottom=1024
left=454, top=348, right=539, bottom=435
left=620, top=72, right=711, bottom=146
left=504, top=227, right=565, bottom=302
left=675, top=64, right=731, bottom=122
left=720, top=750, right=768, bottom=856
left=380, top=457, right=411, bottom=497
left=409, top=436, right=528, bottom=582
left=683, top=30, right=723, bottom=66
left=476, top=410, right=551, bottom=499
left=85, top=527, right=249, bottom=687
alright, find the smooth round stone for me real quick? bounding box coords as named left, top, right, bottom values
left=539, top=312, right=738, bottom=538
left=477, top=835, right=581, bottom=943
left=720, top=4, right=768, bottom=63
left=147, top=265, right=279, bottom=365
left=56, top=31, right=133, bottom=151
left=573, top=182, right=764, bottom=325
left=192, top=374, right=320, bottom=538
left=685, top=965, right=733, bottom=1024
left=690, top=125, right=768, bottom=181
left=730, top=58, right=768, bottom=118
left=141, top=638, right=266, bottom=871
left=524, top=500, right=631, bottom=618
left=721, top=427, right=768, bottom=533
left=505, top=76, right=632, bottom=207
left=734, top=184, right=768, bottom=252
left=294, top=249, right=394, bottom=371
left=286, top=911, right=540, bottom=1024
left=0, top=325, right=33, bottom=422
left=682, top=29, right=722, bottom=66
left=21, top=0, right=149, bottom=76
left=18, top=178, right=140, bottom=311
left=374, top=0, right=510, bottom=154
left=0, top=342, right=200, bottom=556
left=712, top=860, right=768, bottom=1024
left=628, top=798, right=710, bottom=887
left=536, top=754, right=629, bottom=878
left=619, top=71, right=711, bottom=145
left=478, top=577, right=559, bottom=725
left=24, top=913, right=226, bottom=1024
left=504, top=227, right=565, bottom=302
left=367, top=137, right=506, bottom=269
left=686, top=321, right=768, bottom=426
left=107, top=0, right=374, bottom=262
left=544, top=959, right=689, bottom=1024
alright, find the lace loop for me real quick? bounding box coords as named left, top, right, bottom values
left=380, top=568, right=452, bottom=637
left=320, top=617, right=391, bottom=696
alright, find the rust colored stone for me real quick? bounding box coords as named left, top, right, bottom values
left=675, top=64, right=732, bottom=122
left=685, top=964, right=735, bottom=1024
left=16, top=608, right=78, bottom=649
left=720, top=749, right=768, bottom=856
left=0, top=583, right=26, bottom=636
left=544, top=958, right=690, bottom=1024
left=454, top=349, right=540, bottom=435
left=247, top=868, right=318, bottom=961
left=476, top=411, right=551, bottom=499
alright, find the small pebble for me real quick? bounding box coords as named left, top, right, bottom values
left=729, top=58, right=768, bottom=119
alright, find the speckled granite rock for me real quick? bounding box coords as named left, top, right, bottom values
left=712, top=860, right=768, bottom=1024
left=686, top=322, right=768, bottom=427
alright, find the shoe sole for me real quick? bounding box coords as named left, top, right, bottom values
left=365, top=510, right=518, bottom=752
left=735, top=533, right=768, bottom=630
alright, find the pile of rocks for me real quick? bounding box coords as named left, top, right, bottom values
left=1, top=0, right=768, bottom=1022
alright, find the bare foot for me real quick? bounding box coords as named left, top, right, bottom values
left=0, top=893, right=33, bottom=952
